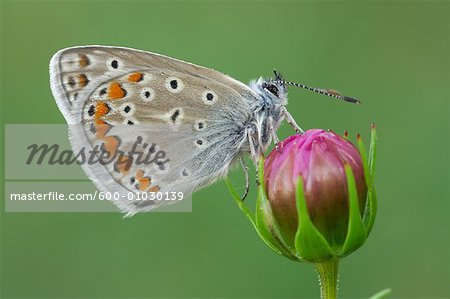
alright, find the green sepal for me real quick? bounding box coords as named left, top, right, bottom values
left=255, top=188, right=298, bottom=259
left=255, top=159, right=299, bottom=260
left=339, top=165, right=367, bottom=257
left=357, top=134, right=370, bottom=188
left=364, top=187, right=378, bottom=235
left=364, top=124, right=378, bottom=235
left=294, top=176, right=334, bottom=262
left=357, top=133, right=374, bottom=232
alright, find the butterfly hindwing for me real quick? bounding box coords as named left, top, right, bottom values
left=50, top=46, right=257, bottom=214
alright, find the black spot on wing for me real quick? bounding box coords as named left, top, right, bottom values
left=171, top=109, right=180, bottom=123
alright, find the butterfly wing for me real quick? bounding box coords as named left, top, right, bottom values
left=50, top=46, right=257, bottom=215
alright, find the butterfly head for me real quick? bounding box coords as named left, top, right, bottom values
left=250, top=71, right=288, bottom=106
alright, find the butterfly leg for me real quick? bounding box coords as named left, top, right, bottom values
left=247, top=130, right=258, bottom=161
left=270, top=122, right=282, bottom=151
left=239, top=157, right=250, bottom=201
left=245, top=130, right=264, bottom=188
left=282, top=107, right=304, bottom=134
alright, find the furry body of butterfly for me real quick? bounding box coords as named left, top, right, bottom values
left=49, top=45, right=299, bottom=216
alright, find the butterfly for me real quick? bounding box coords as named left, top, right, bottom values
left=49, top=45, right=359, bottom=215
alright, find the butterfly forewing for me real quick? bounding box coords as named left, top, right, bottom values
left=50, top=46, right=257, bottom=214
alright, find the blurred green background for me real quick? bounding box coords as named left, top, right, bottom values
left=1, top=1, right=449, bottom=298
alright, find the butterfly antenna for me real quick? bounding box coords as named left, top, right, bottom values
left=277, top=78, right=360, bottom=104
left=273, top=69, right=283, bottom=81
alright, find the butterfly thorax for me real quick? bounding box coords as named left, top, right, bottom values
left=245, top=78, right=288, bottom=157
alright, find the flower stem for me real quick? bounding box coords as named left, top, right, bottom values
left=315, top=258, right=339, bottom=299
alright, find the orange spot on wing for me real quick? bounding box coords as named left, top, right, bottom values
left=149, top=186, right=160, bottom=192
left=78, top=74, right=89, bottom=87
left=108, top=82, right=126, bottom=99
left=95, top=122, right=111, bottom=139
left=127, top=72, right=143, bottom=82
left=138, top=177, right=151, bottom=191
left=135, top=170, right=144, bottom=180
left=95, top=119, right=106, bottom=124
left=116, top=155, right=132, bottom=174
left=79, top=54, right=89, bottom=67
left=94, top=102, right=110, bottom=119
left=103, top=136, right=120, bottom=157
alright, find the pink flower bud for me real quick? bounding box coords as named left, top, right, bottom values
left=264, top=130, right=367, bottom=250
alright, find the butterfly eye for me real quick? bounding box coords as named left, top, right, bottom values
left=263, top=83, right=279, bottom=97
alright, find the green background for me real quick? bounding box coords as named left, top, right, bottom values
left=1, top=1, right=449, bottom=298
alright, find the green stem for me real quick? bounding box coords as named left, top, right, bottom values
left=315, top=258, right=339, bottom=299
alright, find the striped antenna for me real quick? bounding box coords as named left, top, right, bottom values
left=273, top=70, right=360, bottom=104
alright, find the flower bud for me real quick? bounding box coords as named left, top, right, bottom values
left=253, top=128, right=377, bottom=262
left=265, top=129, right=366, bottom=247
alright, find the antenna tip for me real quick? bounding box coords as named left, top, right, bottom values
left=343, top=96, right=361, bottom=104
